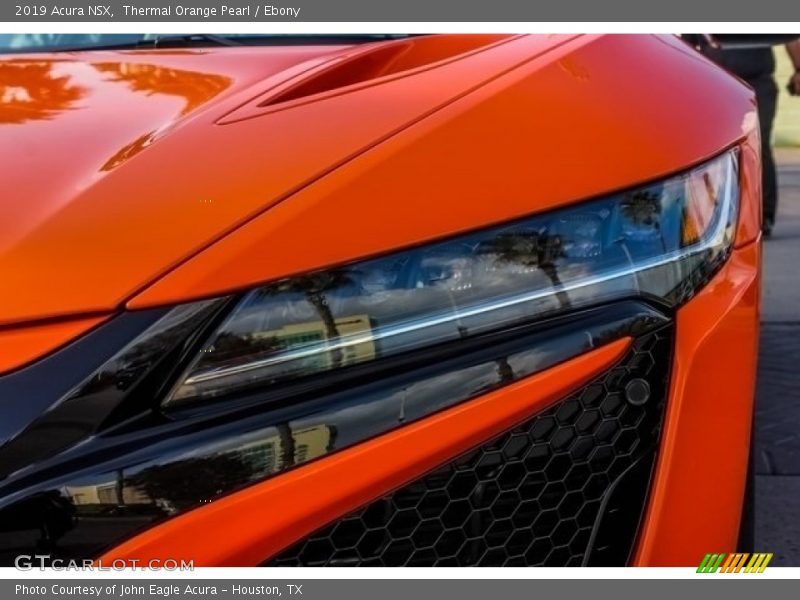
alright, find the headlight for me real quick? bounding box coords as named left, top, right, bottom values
left=166, top=149, right=738, bottom=406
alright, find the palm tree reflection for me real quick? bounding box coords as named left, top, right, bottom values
left=479, top=231, right=571, bottom=384
left=620, top=189, right=661, bottom=227
left=256, top=270, right=357, bottom=369
left=620, top=189, right=668, bottom=251
left=480, top=231, right=571, bottom=309
left=91, top=62, right=232, bottom=170
left=0, top=61, right=85, bottom=124
left=100, top=131, right=157, bottom=171
left=495, top=356, right=515, bottom=383
left=92, top=62, right=231, bottom=115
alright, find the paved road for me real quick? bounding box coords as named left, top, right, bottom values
left=755, top=148, right=800, bottom=565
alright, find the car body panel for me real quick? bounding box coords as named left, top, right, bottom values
left=129, top=34, right=757, bottom=310
left=1, top=35, right=754, bottom=327
left=633, top=241, right=761, bottom=566
left=0, top=34, right=557, bottom=327
left=0, top=315, right=107, bottom=374
left=0, top=33, right=763, bottom=567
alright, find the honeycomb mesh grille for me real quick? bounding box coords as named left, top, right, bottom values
left=268, top=328, right=672, bottom=567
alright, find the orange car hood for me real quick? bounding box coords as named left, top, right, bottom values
left=0, top=46, right=363, bottom=325
left=0, top=35, right=534, bottom=327
left=0, top=35, right=754, bottom=332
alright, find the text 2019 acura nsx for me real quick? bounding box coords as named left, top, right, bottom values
left=0, top=33, right=760, bottom=567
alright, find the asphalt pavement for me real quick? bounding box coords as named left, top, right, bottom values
left=755, top=147, right=800, bottom=565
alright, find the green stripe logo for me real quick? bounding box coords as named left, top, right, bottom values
left=697, top=553, right=725, bottom=573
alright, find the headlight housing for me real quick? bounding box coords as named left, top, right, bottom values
left=167, top=149, right=738, bottom=405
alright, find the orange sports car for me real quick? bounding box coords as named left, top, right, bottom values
left=0, top=33, right=760, bottom=567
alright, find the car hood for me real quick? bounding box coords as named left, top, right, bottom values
left=0, top=45, right=359, bottom=325
left=0, top=35, right=532, bottom=328
left=0, top=35, right=754, bottom=339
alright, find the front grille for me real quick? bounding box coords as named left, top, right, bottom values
left=268, top=326, right=673, bottom=567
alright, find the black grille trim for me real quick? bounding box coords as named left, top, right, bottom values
left=267, top=326, right=673, bottom=567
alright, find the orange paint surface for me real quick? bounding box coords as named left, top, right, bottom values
left=0, top=35, right=550, bottom=326
left=633, top=241, right=761, bottom=566
left=0, top=35, right=755, bottom=326
left=130, top=34, right=756, bottom=309
left=0, top=34, right=761, bottom=566
left=0, top=315, right=107, bottom=374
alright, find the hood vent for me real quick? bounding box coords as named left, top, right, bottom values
left=262, top=42, right=412, bottom=107
left=219, top=34, right=512, bottom=122
left=261, top=35, right=509, bottom=107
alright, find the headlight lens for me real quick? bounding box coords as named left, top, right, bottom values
left=166, top=149, right=738, bottom=406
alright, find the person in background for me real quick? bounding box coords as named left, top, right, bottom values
left=686, top=36, right=800, bottom=237
left=788, top=40, right=800, bottom=95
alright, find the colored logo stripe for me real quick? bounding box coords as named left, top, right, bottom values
left=697, top=553, right=725, bottom=573
left=698, top=553, right=773, bottom=573
left=745, top=553, right=773, bottom=573
left=721, top=553, right=750, bottom=572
